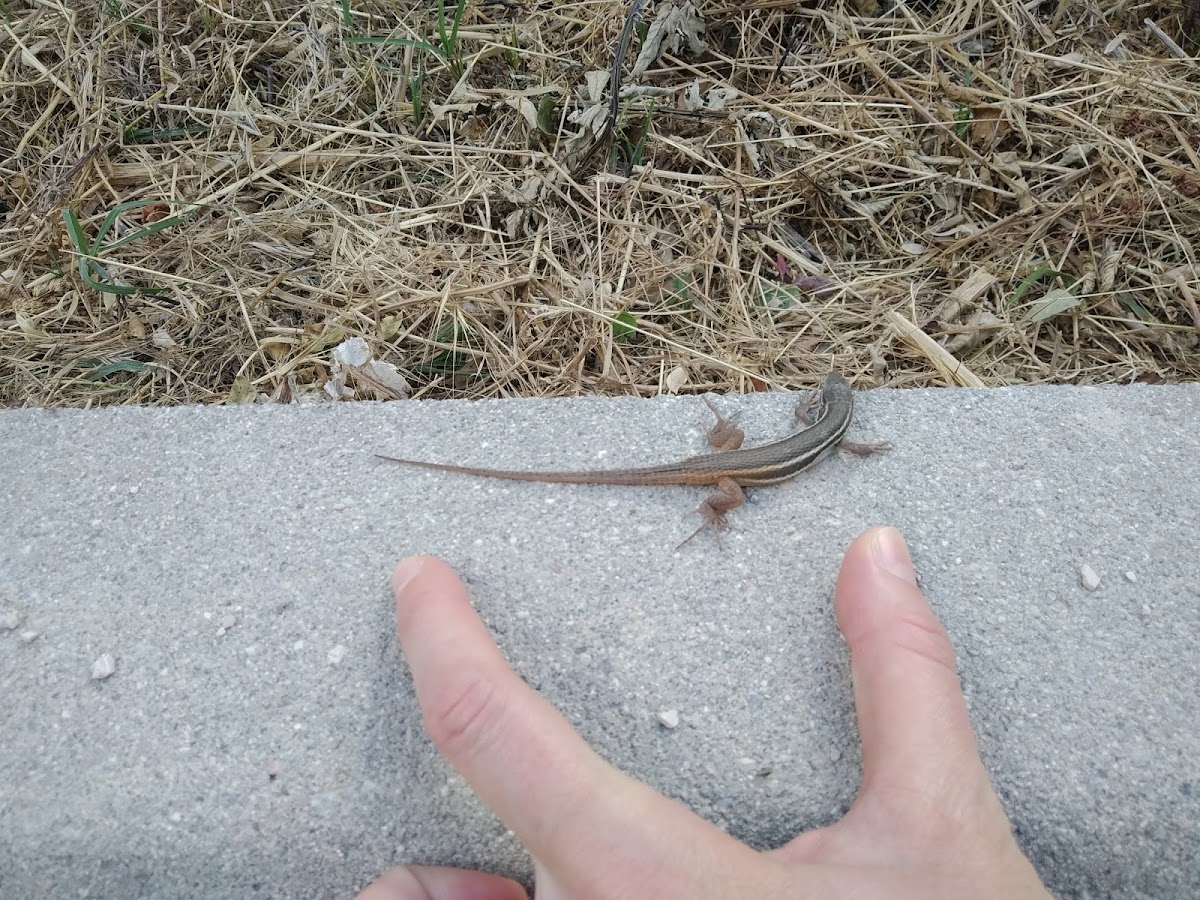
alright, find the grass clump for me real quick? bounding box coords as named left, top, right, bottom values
left=2, top=0, right=1198, bottom=406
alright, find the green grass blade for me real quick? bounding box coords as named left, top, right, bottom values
left=1008, top=264, right=1075, bottom=308
left=344, top=34, right=444, bottom=57
left=437, top=0, right=451, bottom=53
left=124, top=125, right=210, bottom=143
left=102, top=211, right=197, bottom=252
left=83, top=358, right=149, bottom=380
left=78, top=258, right=141, bottom=295
left=448, top=0, right=466, bottom=46
left=62, top=208, right=95, bottom=254
left=91, top=206, right=124, bottom=248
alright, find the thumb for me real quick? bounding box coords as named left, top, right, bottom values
left=836, top=526, right=985, bottom=797
left=357, top=865, right=527, bottom=900
left=834, top=526, right=1016, bottom=854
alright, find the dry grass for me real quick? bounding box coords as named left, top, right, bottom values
left=2, top=0, right=1198, bottom=406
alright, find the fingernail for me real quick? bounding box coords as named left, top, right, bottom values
left=870, top=526, right=918, bottom=586
left=392, top=556, right=429, bottom=597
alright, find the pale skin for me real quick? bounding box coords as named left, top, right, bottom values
left=358, top=526, right=1052, bottom=900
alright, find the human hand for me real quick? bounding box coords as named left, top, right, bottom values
left=358, top=526, right=1051, bottom=900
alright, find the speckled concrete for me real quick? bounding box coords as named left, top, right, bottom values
left=1, top=380, right=1197, bottom=898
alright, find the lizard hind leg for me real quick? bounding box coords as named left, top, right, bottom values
left=675, top=476, right=745, bottom=549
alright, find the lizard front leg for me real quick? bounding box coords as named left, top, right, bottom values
left=702, top=399, right=744, bottom=452
left=676, top=476, right=745, bottom=548
left=793, top=385, right=822, bottom=426
left=794, top=385, right=889, bottom=456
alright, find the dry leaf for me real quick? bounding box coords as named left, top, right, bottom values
left=970, top=107, right=1010, bottom=149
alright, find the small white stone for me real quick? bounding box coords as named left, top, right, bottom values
left=20, top=630, right=39, bottom=643
left=657, top=709, right=680, bottom=729
left=1124, top=571, right=1137, bottom=583
left=0, top=607, right=20, bottom=630
left=91, top=653, right=116, bottom=680
left=326, top=644, right=348, bottom=666
left=220, top=613, right=236, bottom=630
left=1079, top=564, right=1101, bottom=591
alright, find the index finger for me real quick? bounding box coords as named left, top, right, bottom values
left=389, top=556, right=745, bottom=882
left=835, top=527, right=1002, bottom=820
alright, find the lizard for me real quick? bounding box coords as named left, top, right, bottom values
left=376, top=373, right=886, bottom=546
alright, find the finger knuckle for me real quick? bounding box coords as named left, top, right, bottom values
left=893, top=609, right=959, bottom=674
left=421, top=670, right=507, bottom=759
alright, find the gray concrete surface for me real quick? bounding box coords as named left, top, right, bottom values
left=1, top=380, right=1197, bottom=899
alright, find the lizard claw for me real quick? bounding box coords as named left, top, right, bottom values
left=675, top=476, right=743, bottom=549
left=675, top=503, right=728, bottom=550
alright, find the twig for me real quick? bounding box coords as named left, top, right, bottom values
left=1176, top=275, right=1200, bottom=331
left=885, top=310, right=986, bottom=387
left=772, top=24, right=800, bottom=83
left=570, top=0, right=645, bottom=179
left=1143, top=18, right=1191, bottom=60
